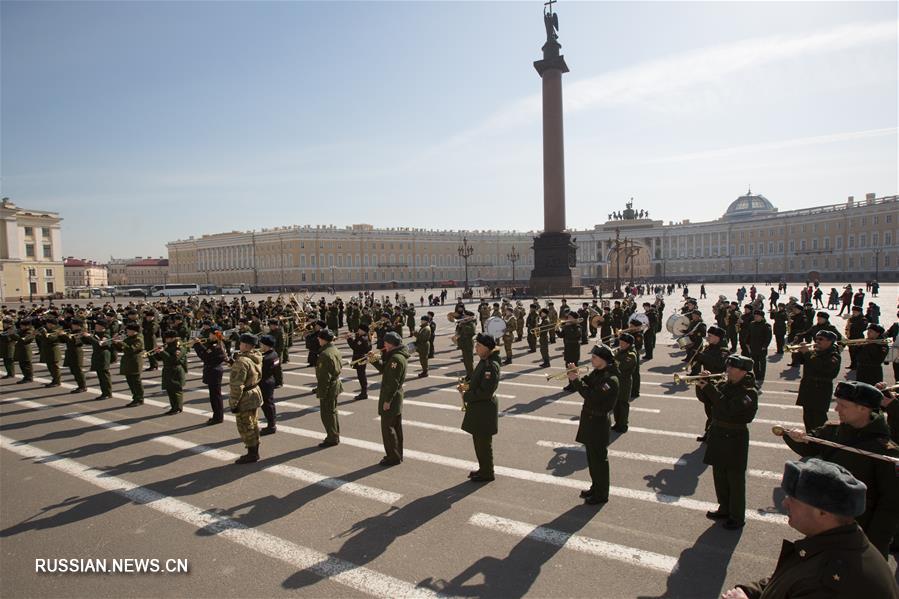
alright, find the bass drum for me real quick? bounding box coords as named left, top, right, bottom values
left=666, top=313, right=691, bottom=336
left=406, top=341, right=418, bottom=354
left=485, top=316, right=507, bottom=339
left=628, top=312, right=650, bottom=330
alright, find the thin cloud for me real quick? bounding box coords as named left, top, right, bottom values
left=440, top=19, right=897, bottom=151
left=640, top=127, right=898, bottom=165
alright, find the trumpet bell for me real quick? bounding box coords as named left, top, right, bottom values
left=447, top=312, right=457, bottom=323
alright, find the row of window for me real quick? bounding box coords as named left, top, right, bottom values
left=24, top=244, right=53, bottom=258
left=664, top=252, right=894, bottom=272
left=25, top=268, right=56, bottom=277
left=197, top=252, right=535, bottom=272
left=23, top=226, right=52, bottom=238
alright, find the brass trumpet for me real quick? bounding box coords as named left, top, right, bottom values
left=673, top=372, right=726, bottom=385
left=457, top=377, right=469, bottom=411
left=545, top=366, right=588, bottom=381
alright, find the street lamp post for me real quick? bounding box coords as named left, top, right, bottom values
left=872, top=248, right=881, bottom=281
left=330, top=265, right=335, bottom=293
left=457, top=237, right=474, bottom=293
left=430, top=264, right=435, bottom=288
left=507, top=245, right=520, bottom=289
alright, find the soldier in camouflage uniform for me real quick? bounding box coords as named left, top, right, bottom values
left=230, top=333, right=264, bottom=464
left=501, top=305, right=516, bottom=365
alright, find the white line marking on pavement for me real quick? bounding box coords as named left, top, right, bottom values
left=11, top=399, right=132, bottom=431
left=536, top=441, right=782, bottom=481
left=26, top=376, right=788, bottom=524
left=280, top=400, right=354, bottom=417
left=468, top=512, right=678, bottom=574
left=636, top=392, right=802, bottom=410
left=152, top=435, right=401, bottom=505
left=19, top=397, right=399, bottom=505
left=377, top=417, right=465, bottom=435
left=621, top=425, right=787, bottom=449
left=0, top=435, right=433, bottom=598
left=550, top=399, right=660, bottom=414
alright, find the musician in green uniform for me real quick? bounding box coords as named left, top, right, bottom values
left=461, top=333, right=501, bottom=482
left=111, top=323, right=145, bottom=406
left=782, top=380, right=899, bottom=557
left=456, top=310, right=476, bottom=380
left=513, top=300, right=526, bottom=341
left=266, top=319, right=286, bottom=387
left=229, top=333, right=264, bottom=464
left=142, top=311, right=160, bottom=370
left=538, top=308, right=551, bottom=368
left=723, top=459, right=898, bottom=599
left=58, top=318, right=87, bottom=393
left=156, top=330, right=188, bottom=414
left=501, top=305, right=516, bottom=366
left=695, top=355, right=758, bottom=530
left=612, top=333, right=636, bottom=433
left=560, top=312, right=582, bottom=392
left=37, top=317, right=63, bottom=387
left=794, top=330, right=841, bottom=431
left=414, top=316, right=431, bottom=377
left=525, top=304, right=539, bottom=353
left=83, top=319, right=116, bottom=398
left=371, top=331, right=407, bottom=466
left=770, top=302, right=788, bottom=354
left=315, top=328, right=343, bottom=447
left=690, top=325, right=731, bottom=442
left=1, top=317, right=15, bottom=379
left=568, top=344, right=619, bottom=505
left=746, top=309, right=772, bottom=386
left=10, top=319, right=35, bottom=384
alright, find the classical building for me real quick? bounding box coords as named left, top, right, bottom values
left=582, top=191, right=897, bottom=284
left=105, top=257, right=169, bottom=286
left=167, top=225, right=534, bottom=290
left=63, top=258, right=108, bottom=288
left=0, top=198, right=65, bottom=302
left=125, top=258, right=169, bottom=286
left=166, top=191, right=898, bottom=290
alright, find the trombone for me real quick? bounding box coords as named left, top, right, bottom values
left=672, top=372, right=726, bottom=385
left=838, top=338, right=889, bottom=348
left=600, top=323, right=644, bottom=343
left=545, top=366, right=588, bottom=381
left=349, top=350, right=381, bottom=367
left=531, top=319, right=561, bottom=334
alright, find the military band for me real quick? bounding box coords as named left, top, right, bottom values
left=2, top=284, right=897, bottom=578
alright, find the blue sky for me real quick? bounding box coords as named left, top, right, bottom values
left=2, top=1, right=897, bottom=261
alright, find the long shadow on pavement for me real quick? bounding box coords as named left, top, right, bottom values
left=281, top=481, right=483, bottom=592
left=638, top=523, right=743, bottom=599
left=418, top=503, right=603, bottom=597
left=642, top=446, right=708, bottom=498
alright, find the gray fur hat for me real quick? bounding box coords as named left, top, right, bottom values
left=781, top=458, right=866, bottom=517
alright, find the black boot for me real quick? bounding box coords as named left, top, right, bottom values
left=234, top=445, right=259, bottom=464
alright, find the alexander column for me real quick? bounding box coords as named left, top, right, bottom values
left=529, top=0, right=581, bottom=296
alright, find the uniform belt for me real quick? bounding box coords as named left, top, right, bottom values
left=712, top=420, right=747, bottom=430
left=243, top=383, right=258, bottom=392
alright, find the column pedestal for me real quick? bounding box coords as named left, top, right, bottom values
left=528, top=232, right=581, bottom=296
